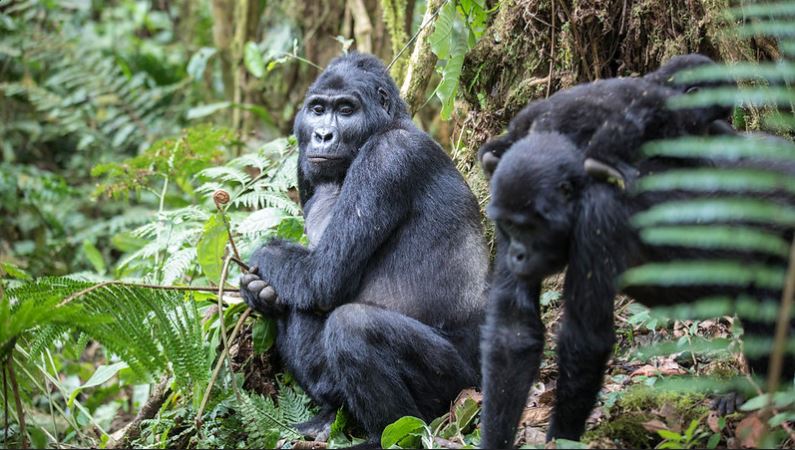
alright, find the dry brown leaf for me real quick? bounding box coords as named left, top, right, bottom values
left=736, top=414, right=766, bottom=448
left=520, top=427, right=547, bottom=446
left=642, top=419, right=669, bottom=433
left=520, top=406, right=551, bottom=427
left=630, top=364, right=686, bottom=377
left=707, top=411, right=721, bottom=433
left=453, top=388, right=482, bottom=408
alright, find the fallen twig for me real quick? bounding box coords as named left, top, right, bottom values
left=107, top=376, right=172, bottom=448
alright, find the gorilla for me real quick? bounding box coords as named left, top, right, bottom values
left=476, top=55, right=795, bottom=447
left=239, top=53, right=488, bottom=443
left=478, top=54, right=735, bottom=180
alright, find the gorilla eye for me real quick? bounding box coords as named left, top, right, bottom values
left=338, top=104, right=354, bottom=116
left=311, top=104, right=325, bottom=115
left=558, top=181, right=573, bottom=199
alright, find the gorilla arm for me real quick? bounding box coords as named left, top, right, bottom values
left=248, top=132, right=416, bottom=312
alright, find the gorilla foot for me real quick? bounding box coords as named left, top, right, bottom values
left=294, top=409, right=336, bottom=442
left=711, top=391, right=745, bottom=416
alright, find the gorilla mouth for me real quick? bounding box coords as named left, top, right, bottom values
left=307, top=155, right=344, bottom=163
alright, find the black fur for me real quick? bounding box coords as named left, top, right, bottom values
left=240, top=53, right=488, bottom=442
left=478, top=54, right=735, bottom=179
left=479, top=128, right=795, bottom=446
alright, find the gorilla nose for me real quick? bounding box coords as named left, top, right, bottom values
left=313, top=127, right=336, bottom=144
left=508, top=242, right=527, bottom=270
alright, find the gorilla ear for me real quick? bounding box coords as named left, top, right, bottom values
left=584, top=158, right=625, bottom=190
left=481, top=152, right=500, bottom=177
left=377, top=87, right=390, bottom=113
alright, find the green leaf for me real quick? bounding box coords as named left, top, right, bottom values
left=741, top=393, right=770, bottom=411
left=642, top=136, right=795, bottom=162
left=639, top=226, right=790, bottom=257
left=632, top=198, right=795, bottom=228
left=197, top=213, right=229, bottom=285
left=82, top=240, right=106, bottom=274
left=622, top=261, right=785, bottom=290
left=244, top=41, right=266, bottom=78
left=186, top=102, right=232, bottom=120
left=1, top=262, right=30, bottom=280
left=454, top=397, right=479, bottom=430
left=436, top=42, right=466, bottom=120
left=669, top=86, right=795, bottom=109
left=554, top=439, right=589, bottom=449
left=429, top=1, right=457, bottom=60
left=637, top=168, right=795, bottom=195
left=187, top=47, right=217, bottom=80
left=68, top=362, right=128, bottom=407
left=707, top=432, right=721, bottom=449
left=658, top=429, right=683, bottom=440
left=381, top=416, right=426, bottom=448
left=252, top=318, right=277, bottom=354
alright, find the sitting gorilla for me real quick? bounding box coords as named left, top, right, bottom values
left=240, top=53, right=488, bottom=442
left=477, top=60, right=795, bottom=446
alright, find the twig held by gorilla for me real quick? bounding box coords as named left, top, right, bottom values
left=213, top=189, right=241, bottom=262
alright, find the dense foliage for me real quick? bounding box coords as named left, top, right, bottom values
left=1, top=0, right=794, bottom=449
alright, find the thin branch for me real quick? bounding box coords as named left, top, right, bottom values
left=3, top=364, right=8, bottom=447
left=766, top=237, right=795, bottom=399
left=58, top=282, right=231, bottom=307
left=195, top=308, right=251, bottom=426
left=108, top=376, right=172, bottom=448
left=546, top=0, right=556, bottom=98
left=6, top=357, right=27, bottom=448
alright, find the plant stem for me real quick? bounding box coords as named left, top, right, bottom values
left=766, top=237, right=795, bottom=398
left=58, top=282, right=234, bottom=307
left=195, top=308, right=250, bottom=427
left=6, top=357, right=28, bottom=448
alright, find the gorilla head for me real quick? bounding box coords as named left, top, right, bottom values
left=294, top=53, right=410, bottom=183
left=487, top=132, right=586, bottom=280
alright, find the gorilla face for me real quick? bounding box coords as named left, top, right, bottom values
left=300, top=92, right=366, bottom=170
left=294, top=58, right=402, bottom=184
left=487, top=133, right=585, bottom=280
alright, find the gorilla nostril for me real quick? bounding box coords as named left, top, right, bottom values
left=314, top=129, right=334, bottom=143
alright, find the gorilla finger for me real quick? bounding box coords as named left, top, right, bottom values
left=248, top=279, right=267, bottom=294
left=259, top=285, right=277, bottom=303
left=240, top=274, right=260, bottom=287
left=248, top=264, right=259, bottom=275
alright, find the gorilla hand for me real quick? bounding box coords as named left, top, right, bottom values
left=240, top=266, right=285, bottom=315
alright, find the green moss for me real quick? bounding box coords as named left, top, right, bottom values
left=622, top=387, right=708, bottom=417
left=583, top=387, right=709, bottom=448
left=584, top=414, right=656, bottom=448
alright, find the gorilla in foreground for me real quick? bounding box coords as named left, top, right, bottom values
left=478, top=55, right=795, bottom=447
left=240, top=53, right=488, bottom=442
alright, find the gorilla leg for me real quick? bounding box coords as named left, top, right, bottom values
left=547, top=305, right=615, bottom=441
left=276, top=312, right=341, bottom=438
left=322, top=303, right=478, bottom=441
left=480, top=276, right=544, bottom=448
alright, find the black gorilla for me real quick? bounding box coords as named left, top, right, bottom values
left=478, top=54, right=734, bottom=180
left=477, top=58, right=795, bottom=447
left=240, top=53, right=488, bottom=442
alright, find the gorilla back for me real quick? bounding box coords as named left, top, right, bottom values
left=240, top=53, right=488, bottom=442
